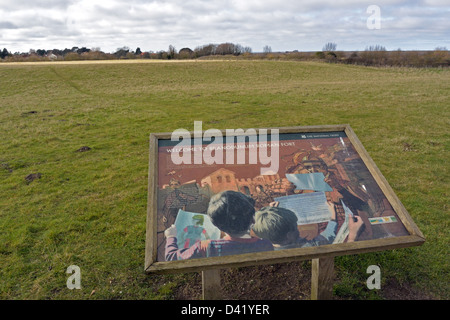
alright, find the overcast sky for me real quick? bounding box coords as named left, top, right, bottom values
left=0, top=0, right=449, bottom=53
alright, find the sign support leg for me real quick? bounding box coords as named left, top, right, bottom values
left=202, top=269, right=222, bottom=300
left=311, top=257, right=334, bottom=300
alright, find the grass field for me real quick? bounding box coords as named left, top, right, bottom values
left=0, top=60, right=448, bottom=300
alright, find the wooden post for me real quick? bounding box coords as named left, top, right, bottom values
left=311, top=257, right=334, bottom=300
left=202, top=269, right=222, bottom=300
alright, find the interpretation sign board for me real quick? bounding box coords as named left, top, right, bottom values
left=145, top=125, right=424, bottom=274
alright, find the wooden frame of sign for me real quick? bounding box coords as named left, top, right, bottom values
left=144, top=124, right=425, bottom=299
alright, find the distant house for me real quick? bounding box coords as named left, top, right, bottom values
left=48, top=53, right=57, bottom=60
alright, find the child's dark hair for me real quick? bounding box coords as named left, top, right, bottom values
left=252, top=206, right=298, bottom=245
left=207, top=190, right=256, bottom=237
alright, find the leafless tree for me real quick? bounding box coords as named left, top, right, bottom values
left=322, top=42, right=337, bottom=52
left=168, top=45, right=177, bottom=59
left=263, top=45, right=272, bottom=53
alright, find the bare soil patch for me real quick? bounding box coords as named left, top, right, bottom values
left=173, top=262, right=436, bottom=300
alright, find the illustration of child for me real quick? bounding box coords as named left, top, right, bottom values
left=252, top=202, right=363, bottom=249
left=164, top=190, right=274, bottom=261
left=179, top=214, right=210, bottom=249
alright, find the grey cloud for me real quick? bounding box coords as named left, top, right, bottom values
left=0, top=0, right=74, bottom=11
left=0, top=0, right=448, bottom=53
left=0, top=22, right=18, bottom=29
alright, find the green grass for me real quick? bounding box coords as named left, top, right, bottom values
left=0, top=60, right=448, bottom=299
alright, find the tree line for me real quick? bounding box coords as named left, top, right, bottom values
left=1, top=42, right=449, bottom=68
left=0, top=42, right=252, bottom=61
left=317, top=44, right=449, bottom=68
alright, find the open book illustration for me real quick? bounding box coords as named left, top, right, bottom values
left=274, top=192, right=332, bottom=225
left=174, top=209, right=221, bottom=249
left=286, top=173, right=333, bottom=192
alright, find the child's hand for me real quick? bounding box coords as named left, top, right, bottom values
left=347, top=216, right=364, bottom=242
left=349, top=215, right=363, bottom=230
left=164, top=224, right=177, bottom=238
